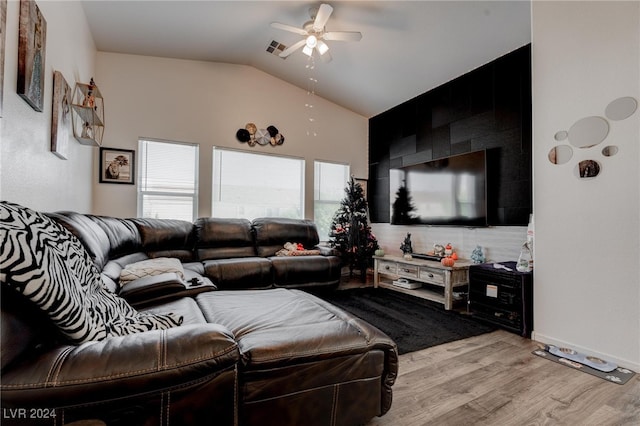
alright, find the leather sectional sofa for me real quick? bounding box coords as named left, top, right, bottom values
left=0, top=204, right=398, bottom=426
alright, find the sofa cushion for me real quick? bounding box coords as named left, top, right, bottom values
left=47, top=211, right=112, bottom=270
left=270, top=255, right=342, bottom=289
left=202, top=257, right=272, bottom=290
left=196, top=289, right=395, bottom=366
left=89, top=215, right=141, bottom=259
left=252, top=217, right=321, bottom=257
left=120, top=257, right=186, bottom=285
left=195, top=217, right=255, bottom=260
left=0, top=202, right=183, bottom=344
left=133, top=218, right=196, bottom=262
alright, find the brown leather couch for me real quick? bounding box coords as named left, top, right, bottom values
left=1, top=210, right=398, bottom=425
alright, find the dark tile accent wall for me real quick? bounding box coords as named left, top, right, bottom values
left=369, top=44, right=532, bottom=226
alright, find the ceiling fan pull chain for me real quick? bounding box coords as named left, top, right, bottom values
left=305, top=56, right=318, bottom=137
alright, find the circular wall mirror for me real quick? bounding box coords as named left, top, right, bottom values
left=605, top=97, right=637, bottom=121
left=568, top=116, right=609, bottom=149
left=548, top=145, right=573, bottom=165
left=575, top=159, right=601, bottom=179
left=602, top=146, right=619, bottom=157
left=554, top=130, right=568, bottom=141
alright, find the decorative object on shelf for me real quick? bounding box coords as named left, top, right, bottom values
left=329, top=176, right=379, bottom=282
left=516, top=242, right=533, bottom=272
left=471, top=246, right=485, bottom=264
left=444, top=243, right=453, bottom=257
left=50, top=71, right=71, bottom=159
left=80, top=121, right=93, bottom=139
left=17, top=0, right=47, bottom=112
left=236, top=123, right=284, bottom=147
left=82, top=78, right=96, bottom=107
left=1, top=0, right=7, bottom=117
left=71, top=78, right=104, bottom=146
left=549, top=96, right=637, bottom=179
left=400, top=233, right=413, bottom=255
left=433, top=244, right=445, bottom=258
left=99, top=147, right=134, bottom=185
left=441, top=257, right=455, bottom=267
left=374, top=249, right=385, bottom=257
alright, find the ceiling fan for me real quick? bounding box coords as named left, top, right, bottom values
left=271, top=3, right=362, bottom=61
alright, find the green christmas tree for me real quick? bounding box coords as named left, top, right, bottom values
left=329, top=177, right=379, bottom=282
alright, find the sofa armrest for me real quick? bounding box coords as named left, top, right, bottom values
left=119, top=272, right=216, bottom=307
left=0, top=324, right=239, bottom=409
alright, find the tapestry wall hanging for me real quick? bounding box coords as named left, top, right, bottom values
left=17, top=0, right=46, bottom=112
left=0, top=0, right=7, bottom=117
left=51, top=71, right=71, bottom=159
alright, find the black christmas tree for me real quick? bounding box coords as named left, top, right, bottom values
left=329, top=177, right=379, bottom=282
left=391, top=182, right=416, bottom=224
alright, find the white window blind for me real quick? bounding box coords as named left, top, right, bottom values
left=314, top=161, right=350, bottom=241
left=138, top=139, right=198, bottom=221
left=212, top=148, right=304, bottom=220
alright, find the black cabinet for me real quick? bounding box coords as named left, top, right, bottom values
left=468, top=262, right=533, bottom=337
left=368, top=44, right=532, bottom=225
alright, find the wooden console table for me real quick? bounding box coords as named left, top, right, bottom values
left=373, top=255, right=471, bottom=310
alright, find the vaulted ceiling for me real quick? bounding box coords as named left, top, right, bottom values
left=81, top=1, right=531, bottom=118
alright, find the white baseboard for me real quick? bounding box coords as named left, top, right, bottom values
left=532, top=331, right=640, bottom=372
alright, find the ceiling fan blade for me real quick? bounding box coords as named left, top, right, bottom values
left=319, top=51, right=332, bottom=63
left=324, top=31, right=363, bottom=42
left=313, top=4, right=333, bottom=31
left=279, top=39, right=307, bottom=58
left=271, top=22, right=308, bottom=36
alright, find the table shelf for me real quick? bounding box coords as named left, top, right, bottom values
left=373, top=255, right=471, bottom=310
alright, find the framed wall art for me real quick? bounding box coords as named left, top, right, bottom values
left=17, top=0, right=46, bottom=112
left=355, top=178, right=368, bottom=199
left=0, top=0, right=7, bottom=116
left=50, top=71, right=71, bottom=159
left=99, top=147, right=135, bottom=184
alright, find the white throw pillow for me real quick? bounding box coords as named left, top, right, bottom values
left=120, top=257, right=185, bottom=285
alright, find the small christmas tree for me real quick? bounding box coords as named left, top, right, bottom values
left=329, top=177, right=379, bottom=282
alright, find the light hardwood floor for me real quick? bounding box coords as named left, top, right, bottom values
left=366, top=330, right=640, bottom=425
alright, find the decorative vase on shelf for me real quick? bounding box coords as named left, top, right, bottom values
left=471, top=245, right=485, bottom=264
left=516, top=242, right=532, bottom=272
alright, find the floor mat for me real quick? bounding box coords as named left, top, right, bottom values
left=532, top=347, right=636, bottom=385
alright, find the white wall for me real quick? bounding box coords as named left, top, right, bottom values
left=532, top=1, right=640, bottom=369
left=371, top=223, right=526, bottom=263
left=93, top=52, right=368, bottom=219
left=1, top=0, right=96, bottom=212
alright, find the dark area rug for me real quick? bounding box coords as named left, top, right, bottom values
left=320, top=287, right=496, bottom=354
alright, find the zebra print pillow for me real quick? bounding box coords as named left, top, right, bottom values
left=0, top=201, right=183, bottom=344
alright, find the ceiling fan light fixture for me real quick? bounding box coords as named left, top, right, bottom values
left=305, top=34, right=318, bottom=49
left=316, top=39, right=329, bottom=55
left=302, top=44, right=314, bottom=57
left=271, top=3, right=361, bottom=59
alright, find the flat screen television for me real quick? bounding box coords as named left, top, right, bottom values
left=389, top=150, right=487, bottom=226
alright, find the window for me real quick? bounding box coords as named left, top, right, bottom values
left=314, top=161, right=350, bottom=241
left=212, top=148, right=304, bottom=220
left=138, top=139, right=198, bottom=221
